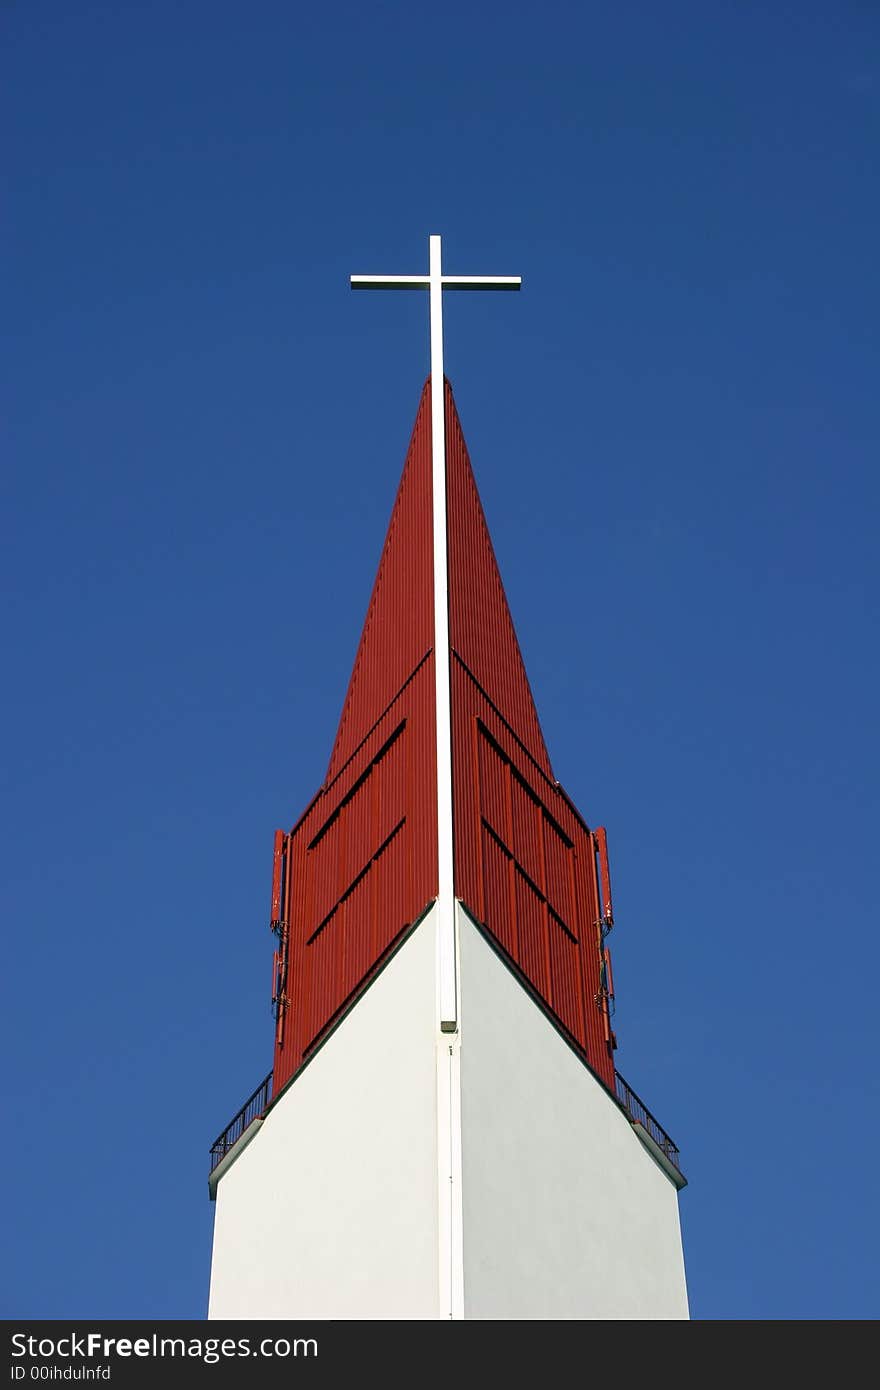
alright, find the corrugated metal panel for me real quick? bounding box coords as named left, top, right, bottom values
left=267, top=376, right=615, bottom=1099
left=325, top=381, right=434, bottom=783
left=446, top=383, right=617, bottom=1089
left=275, top=619, right=438, bottom=1097
left=272, top=387, right=439, bottom=1095
left=445, top=381, right=553, bottom=779
left=451, top=658, right=614, bottom=1087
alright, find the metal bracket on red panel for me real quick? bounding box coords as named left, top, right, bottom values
left=273, top=993, right=289, bottom=1047
left=593, top=826, right=614, bottom=935
left=269, top=829, right=287, bottom=934
left=269, top=830, right=291, bottom=1049
left=590, top=827, right=618, bottom=1055
left=600, top=944, right=616, bottom=1016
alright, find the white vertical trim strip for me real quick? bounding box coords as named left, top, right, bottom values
left=430, top=234, right=462, bottom=1322
left=435, top=1034, right=452, bottom=1319
left=430, top=234, right=457, bottom=1035
left=435, top=1006, right=464, bottom=1318
left=350, top=235, right=519, bottom=1321
left=449, top=908, right=465, bottom=1320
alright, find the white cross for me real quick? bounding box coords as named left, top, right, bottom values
left=350, top=235, right=521, bottom=1037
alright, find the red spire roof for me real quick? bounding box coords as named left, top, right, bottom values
left=270, top=380, right=616, bottom=1096
left=445, top=383, right=553, bottom=779
left=325, top=382, right=434, bottom=783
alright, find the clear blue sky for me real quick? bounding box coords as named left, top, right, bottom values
left=3, top=1, right=878, bottom=1321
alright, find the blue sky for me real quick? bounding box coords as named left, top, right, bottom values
left=3, top=1, right=878, bottom=1320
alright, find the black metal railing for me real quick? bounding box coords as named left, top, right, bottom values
left=209, top=1071, right=273, bottom=1174
left=615, top=1071, right=682, bottom=1172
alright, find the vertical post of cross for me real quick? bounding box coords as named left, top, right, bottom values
left=428, top=235, right=457, bottom=1032
left=350, top=238, right=521, bottom=1035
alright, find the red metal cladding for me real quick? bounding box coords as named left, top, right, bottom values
left=273, top=664, right=438, bottom=1092
left=325, top=381, right=435, bottom=783
left=446, top=382, right=615, bottom=1090
left=269, top=376, right=617, bottom=1099
left=272, top=386, right=439, bottom=1095
left=451, top=661, right=615, bottom=1089
left=445, top=381, right=553, bottom=779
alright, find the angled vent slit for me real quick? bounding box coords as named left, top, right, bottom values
left=322, top=649, right=432, bottom=796
left=306, top=817, right=406, bottom=945
left=481, top=818, right=578, bottom=942
left=308, top=720, right=408, bottom=850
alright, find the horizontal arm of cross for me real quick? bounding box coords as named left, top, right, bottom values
left=441, top=276, right=521, bottom=291
left=350, top=275, right=521, bottom=291
left=350, top=275, right=429, bottom=289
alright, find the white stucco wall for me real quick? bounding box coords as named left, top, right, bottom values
left=208, top=907, right=440, bottom=1320
left=458, top=908, right=689, bottom=1319
left=209, top=900, right=689, bottom=1320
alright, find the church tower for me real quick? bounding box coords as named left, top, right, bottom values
left=207, top=237, right=689, bottom=1320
